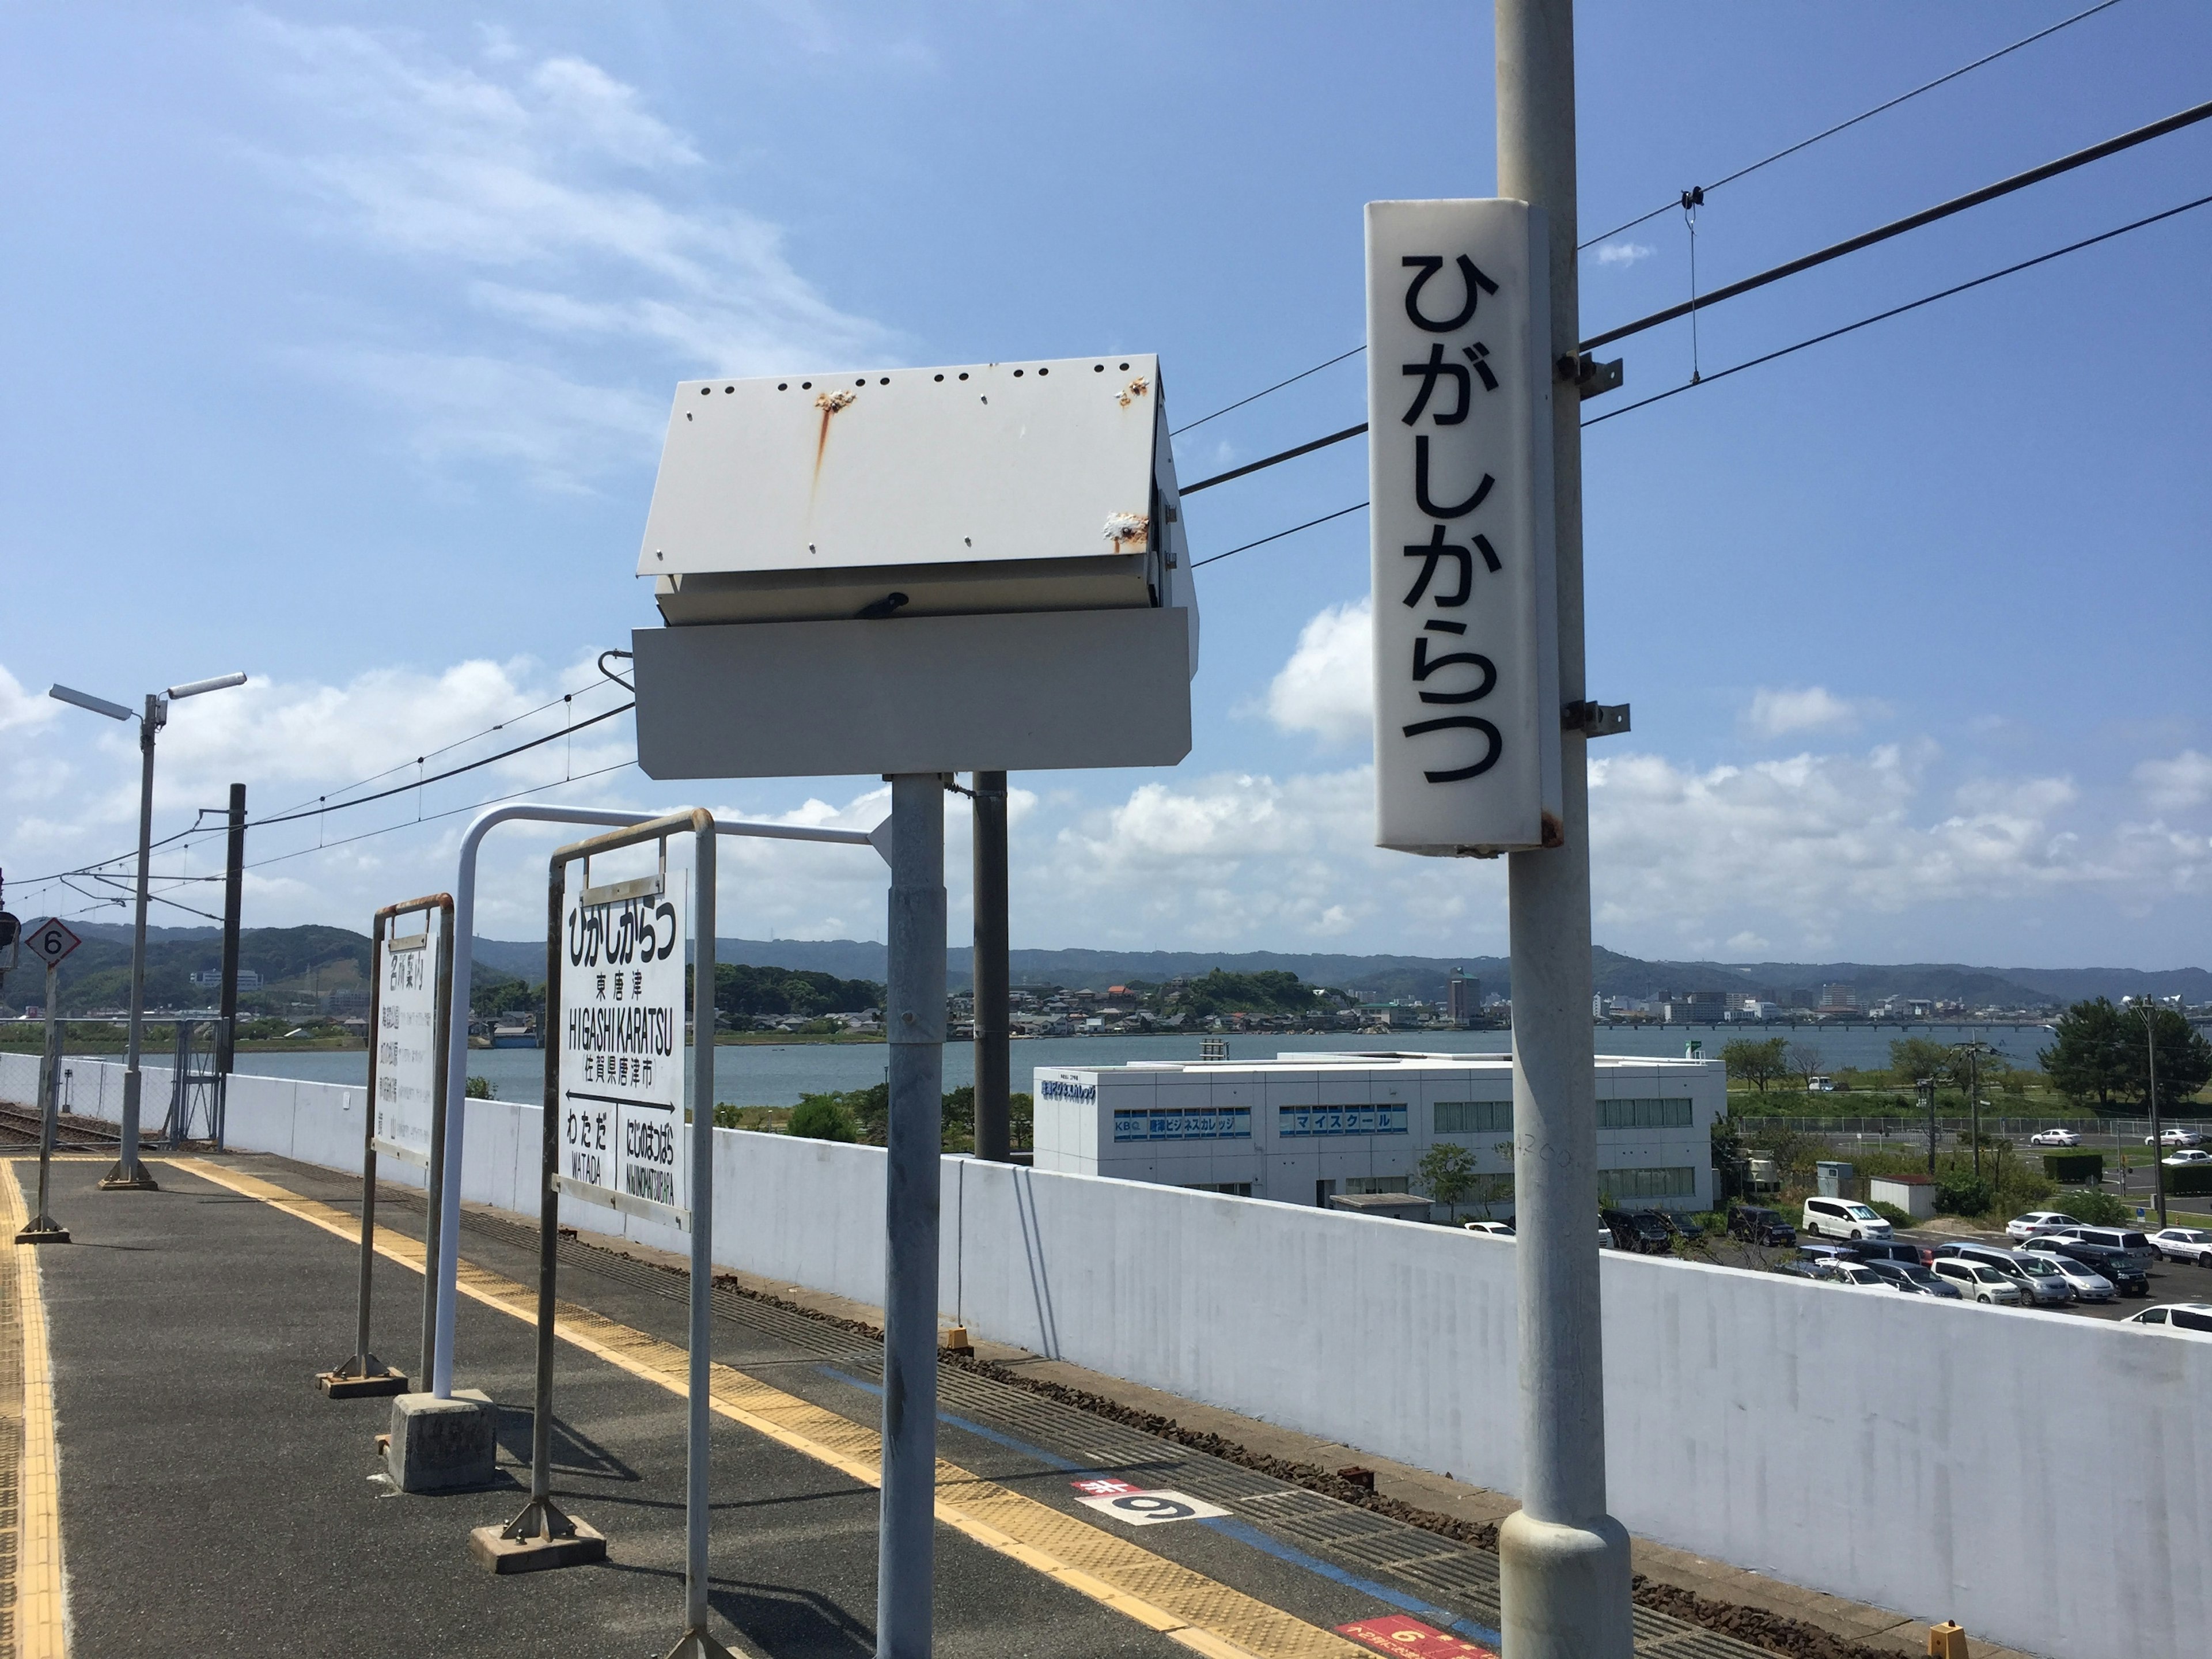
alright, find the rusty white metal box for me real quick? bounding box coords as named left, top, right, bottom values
left=638, top=354, right=1195, bottom=643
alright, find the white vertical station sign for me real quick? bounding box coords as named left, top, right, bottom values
left=556, top=868, right=690, bottom=1226
left=1367, top=199, right=1562, bottom=855
left=372, top=907, right=442, bottom=1166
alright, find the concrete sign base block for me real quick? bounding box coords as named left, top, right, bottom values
left=469, top=1517, right=608, bottom=1575
left=656, top=1629, right=738, bottom=1659
left=384, top=1389, right=498, bottom=1492
left=317, top=1367, right=410, bottom=1400
left=13, top=1226, right=70, bottom=1245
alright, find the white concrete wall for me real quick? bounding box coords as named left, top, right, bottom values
left=5, top=1052, right=2202, bottom=1659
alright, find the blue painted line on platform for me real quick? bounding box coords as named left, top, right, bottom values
left=813, top=1362, right=1503, bottom=1649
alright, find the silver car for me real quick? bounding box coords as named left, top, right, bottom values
left=2024, top=1251, right=2114, bottom=1303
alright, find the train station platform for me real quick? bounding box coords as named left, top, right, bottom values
left=0, top=1151, right=2031, bottom=1659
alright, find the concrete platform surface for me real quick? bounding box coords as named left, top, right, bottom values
left=1, top=1152, right=2042, bottom=1659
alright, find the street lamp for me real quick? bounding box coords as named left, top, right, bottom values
left=49, top=671, right=247, bottom=1189
left=2136, top=999, right=2167, bottom=1229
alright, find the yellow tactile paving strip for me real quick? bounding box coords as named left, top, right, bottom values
left=168, top=1158, right=1363, bottom=1659
left=1, top=1164, right=67, bottom=1659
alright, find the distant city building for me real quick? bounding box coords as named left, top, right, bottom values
left=1817, top=983, right=1859, bottom=1013
left=1446, top=970, right=1480, bottom=1027
left=1033, top=1051, right=1722, bottom=1214
left=323, top=987, right=370, bottom=1018
left=191, top=969, right=262, bottom=991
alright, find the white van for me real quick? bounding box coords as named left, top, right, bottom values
left=1931, top=1259, right=2022, bottom=1305
left=1801, top=1197, right=1893, bottom=1240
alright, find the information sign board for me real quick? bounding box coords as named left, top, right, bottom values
left=1366, top=198, right=1562, bottom=855
left=370, top=907, right=442, bottom=1168
left=555, top=870, right=688, bottom=1226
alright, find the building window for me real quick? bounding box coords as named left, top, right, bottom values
left=1180, top=1181, right=1252, bottom=1196
left=1434, top=1100, right=1511, bottom=1135
left=1595, top=1098, right=1692, bottom=1130
left=1343, top=1176, right=1411, bottom=1195
left=1113, top=1107, right=1252, bottom=1143
left=1278, top=1105, right=1410, bottom=1137
left=1598, top=1165, right=1696, bottom=1200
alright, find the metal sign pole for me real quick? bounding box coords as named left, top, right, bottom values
left=971, top=771, right=1012, bottom=1164
left=320, top=906, right=407, bottom=1397
left=418, top=903, right=456, bottom=1390
left=16, top=960, right=69, bottom=1244
left=876, top=772, right=947, bottom=1659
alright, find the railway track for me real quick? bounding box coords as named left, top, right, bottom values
left=0, top=1101, right=124, bottom=1153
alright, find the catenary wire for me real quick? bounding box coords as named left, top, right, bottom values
left=240, top=760, right=641, bottom=871
left=1582, top=189, right=2212, bottom=427
left=1577, top=0, right=2133, bottom=249
left=1580, top=94, right=2212, bottom=351
left=1170, top=347, right=1366, bottom=436
left=1180, top=423, right=1370, bottom=494
left=1192, top=191, right=2212, bottom=565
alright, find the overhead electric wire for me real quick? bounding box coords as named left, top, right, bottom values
left=240, top=760, right=641, bottom=872
left=1171, top=347, right=1366, bottom=436
left=1188, top=502, right=1369, bottom=570
left=1577, top=0, right=2133, bottom=250
left=1583, top=188, right=2212, bottom=427
left=1180, top=423, right=1370, bottom=494
left=1580, top=94, right=2212, bottom=351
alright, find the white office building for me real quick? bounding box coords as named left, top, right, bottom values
left=1032, top=1050, right=1722, bottom=1215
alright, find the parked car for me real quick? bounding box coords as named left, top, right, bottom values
left=2023, top=1251, right=2116, bottom=1302
left=1932, top=1243, right=2074, bottom=1306
left=2028, top=1128, right=2082, bottom=1148
left=2006, top=1210, right=2079, bottom=1241
left=1801, top=1196, right=1893, bottom=1240
left=1463, top=1220, right=1515, bottom=1237
left=1600, top=1209, right=1675, bottom=1254
left=2120, top=1302, right=2212, bottom=1336
left=2162, top=1149, right=2212, bottom=1167
left=1597, top=1225, right=1612, bottom=1251
left=1864, top=1260, right=1963, bottom=1298
left=1931, top=1259, right=2024, bottom=1305
left=2032, top=1237, right=2151, bottom=1297
left=1810, top=1260, right=1889, bottom=1288
left=2148, top=1226, right=2212, bottom=1266
left=1846, top=1237, right=1931, bottom=1268
left=2146, top=1128, right=2205, bottom=1147
left=2049, top=1226, right=2160, bottom=1275
left=1728, top=1206, right=1796, bottom=1247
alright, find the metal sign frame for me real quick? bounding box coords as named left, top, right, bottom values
left=484, top=812, right=719, bottom=1652
left=319, top=893, right=453, bottom=1400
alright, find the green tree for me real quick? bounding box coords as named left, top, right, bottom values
left=786, top=1094, right=859, bottom=1142
left=2119, top=1005, right=2212, bottom=1112
left=1782, top=1041, right=1824, bottom=1088
left=2040, top=999, right=2134, bottom=1111
left=1887, top=1036, right=1954, bottom=1090
left=1721, top=1037, right=1790, bottom=1094
left=1416, top=1143, right=1479, bottom=1220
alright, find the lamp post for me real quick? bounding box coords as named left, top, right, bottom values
left=2138, top=1001, right=2166, bottom=1229
left=49, top=672, right=247, bottom=1190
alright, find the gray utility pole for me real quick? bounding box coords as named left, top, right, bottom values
left=2142, top=1003, right=2166, bottom=1228
left=48, top=671, right=245, bottom=1190
left=971, top=771, right=1012, bottom=1162
left=1493, top=3, right=1635, bottom=1657
left=215, top=784, right=246, bottom=1092
left=107, top=693, right=166, bottom=1191
left=878, top=773, right=946, bottom=1658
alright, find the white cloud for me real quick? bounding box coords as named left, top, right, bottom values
left=1594, top=242, right=1654, bottom=267
left=245, top=17, right=893, bottom=488
left=2137, top=749, right=2212, bottom=813
left=1743, top=685, right=1872, bottom=738
left=1264, top=597, right=1372, bottom=747
left=0, top=664, right=56, bottom=735
left=1726, top=931, right=1770, bottom=955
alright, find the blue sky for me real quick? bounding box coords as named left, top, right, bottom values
left=3, top=2, right=2207, bottom=966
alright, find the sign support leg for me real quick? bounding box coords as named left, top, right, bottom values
left=971, top=772, right=1011, bottom=1164
left=876, top=774, right=946, bottom=1659
left=475, top=861, right=605, bottom=1573
left=321, top=913, right=406, bottom=1396
left=1493, top=2, right=1633, bottom=1655
left=16, top=963, right=69, bottom=1245
left=662, top=821, right=730, bottom=1657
